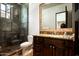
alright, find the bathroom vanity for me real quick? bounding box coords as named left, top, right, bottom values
left=35, top=3, right=74, bottom=56
left=33, top=34, right=74, bottom=56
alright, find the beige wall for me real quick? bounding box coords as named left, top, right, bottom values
left=28, top=3, right=40, bottom=35
left=28, top=3, right=72, bottom=35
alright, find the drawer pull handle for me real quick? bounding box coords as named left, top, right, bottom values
left=49, top=45, right=55, bottom=49
left=53, top=46, right=55, bottom=49
left=49, top=45, right=52, bottom=48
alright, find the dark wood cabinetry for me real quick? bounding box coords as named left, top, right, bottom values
left=75, top=21, right=79, bottom=55
left=33, top=35, right=74, bottom=56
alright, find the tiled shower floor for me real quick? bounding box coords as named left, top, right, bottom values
left=0, top=45, right=21, bottom=56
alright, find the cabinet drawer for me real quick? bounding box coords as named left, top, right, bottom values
left=44, top=38, right=54, bottom=44
left=34, top=37, right=43, bottom=43
left=44, top=38, right=65, bottom=48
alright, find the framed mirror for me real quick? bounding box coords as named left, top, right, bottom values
left=39, top=3, right=72, bottom=34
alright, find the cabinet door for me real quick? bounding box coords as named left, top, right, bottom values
left=64, top=40, right=74, bottom=56
left=55, top=47, right=65, bottom=56
left=43, top=44, right=54, bottom=56
left=53, top=39, right=65, bottom=56
left=43, top=38, right=55, bottom=56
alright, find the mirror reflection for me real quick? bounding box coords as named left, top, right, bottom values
left=40, top=3, right=72, bottom=31
left=56, top=11, right=67, bottom=28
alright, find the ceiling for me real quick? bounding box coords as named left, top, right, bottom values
left=41, top=3, right=63, bottom=9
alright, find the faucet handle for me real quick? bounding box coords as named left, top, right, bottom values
left=64, top=32, right=67, bottom=35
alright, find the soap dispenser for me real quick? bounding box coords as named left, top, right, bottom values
left=63, top=32, right=67, bottom=38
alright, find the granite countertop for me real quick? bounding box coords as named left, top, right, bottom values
left=34, top=34, right=75, bottom=41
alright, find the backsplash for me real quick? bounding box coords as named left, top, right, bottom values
left=40, top=28, right=73, bottom=35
